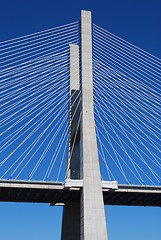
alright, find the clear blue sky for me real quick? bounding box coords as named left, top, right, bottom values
left=0, top=0, right=161, bottom=239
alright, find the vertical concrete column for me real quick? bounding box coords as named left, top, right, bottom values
left=66, top=44, right=80, bottom=179
left=80, top=10, right=108, bottom=240
left=61, top=202, right=80, bottom=240
left=61, top=44, right=80, bottom=240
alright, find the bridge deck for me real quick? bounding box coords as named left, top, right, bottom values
left=0, top=180, right=161, bottom=207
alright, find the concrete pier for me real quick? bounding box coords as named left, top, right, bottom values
left=66, top=44, right=80, bottom=180
left=80, top=10, right=108, bottom=240
left=62, top=11, right=107, bottom=240
left=61, top=44, right=80, bottom=240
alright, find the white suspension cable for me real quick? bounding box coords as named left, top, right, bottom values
left=93, top=25, right=161, bottom=72
left=56, top=137, right=68, bottom=181
left=93, top=36, right=161, bottom=90
left=0, top=21, right=78, bottom=47
left=93, top=57, right=160, bottom=102
left=65, top=111, right=82, bottom=178
left=95, top=120, right=156, bottom=185
left=1, top=108, right=68, bottom=179
left=94, top=89, right=161, bottom=172
left=14, top=111, right=68, bottom=180
left=0, top=36, right=78, bottom=69
left=0, top=52, right=68, bottom=88
left=93, top=90, right=161, bottom=181
left=93, top=74, right=161, bottom=140
left=0, top=30, right=78, bottom=62
left=94, top=91, right=144, bottom=183
left=0, top=35, right=78, bottom=68
left=93, top=24, right=161, bottom=65
left=45, top=93, right=81, bottom=180
left=95, top=122, right=112, bottom=180
left=93, top=78, right=161, bottom=150
left=0, top=26, right=79, bottom=57
left=93, top=60, right=161, bottom=110
left=1, top=74, right=79, bottom=177
left=1, top=73, right=69, bottom=128
left=93, top=44, right=161, bottom=93
left=93, top=64, right=161, bottom=123
left=1, top=68, right=79, bottom=150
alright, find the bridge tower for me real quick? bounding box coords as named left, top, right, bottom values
left=61, top=10, right=108, bottom=240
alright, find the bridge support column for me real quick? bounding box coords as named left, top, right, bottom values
left=61, top=203, right=80, bottom=240
left=62, top=11, right=107, bottom=240
left=61, top=44, right=80, bottom=240
left=80, top=10, right=108, bottom=240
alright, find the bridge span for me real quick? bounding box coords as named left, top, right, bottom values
left=0, top=179, right=161, bottom=207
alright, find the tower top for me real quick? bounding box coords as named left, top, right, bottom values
left=81, top=10, right=92, bottom=21
left=81, top=10, right=91, bottom=15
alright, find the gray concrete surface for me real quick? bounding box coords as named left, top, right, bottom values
left=61, top=203, right=80, bottom=240
left=80, top=10, right=108, bottom=240
left=61, top=44, right=80, bottom=240
left=66, top=44, right=80, bottom=180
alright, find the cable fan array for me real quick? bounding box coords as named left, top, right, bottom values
left=93, top=24, right=161, bottom=185
left=0, top=20, right=161, bottom=185
left=0, top=22, right=80, bottom=181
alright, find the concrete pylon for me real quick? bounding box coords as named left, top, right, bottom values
left=62, top=10, right=108, bottom=240
left=80, top=10, right=108, bottom=240
left=66, top=44, right=80, bottom=180
left=61, top=44, right=80, bottom=240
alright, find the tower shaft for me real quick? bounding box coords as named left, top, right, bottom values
left=80, top=10, right=107, bottom=240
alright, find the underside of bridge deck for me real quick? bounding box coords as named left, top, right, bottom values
left=0, top=180, right=161, bottom=207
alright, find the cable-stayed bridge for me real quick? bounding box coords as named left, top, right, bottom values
left=0, top=10, right=161, bottom=240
